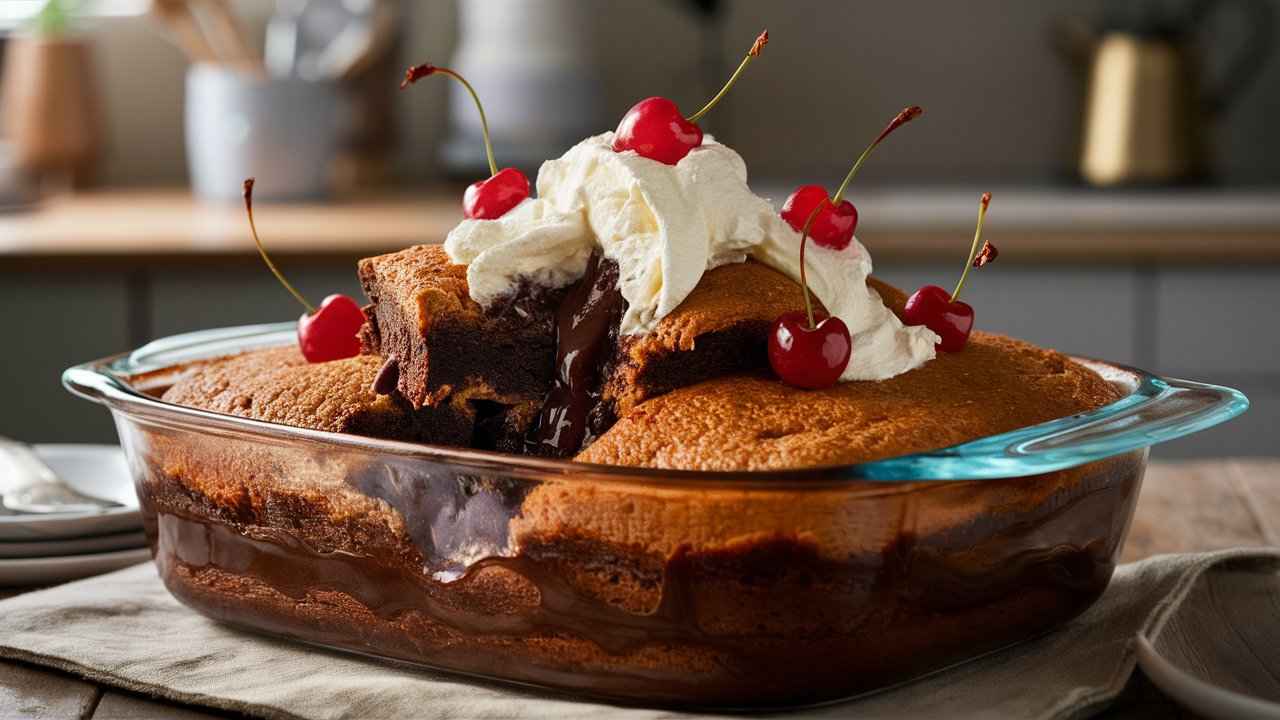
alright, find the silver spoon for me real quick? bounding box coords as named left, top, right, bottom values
left=0, top=437, right=124, bottom=515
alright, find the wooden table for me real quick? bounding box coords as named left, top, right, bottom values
left=1, top=459, right=1277, bottom=719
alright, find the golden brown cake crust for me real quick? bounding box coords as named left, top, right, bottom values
left=357, top=244, right=478, bottom=327
left=577, top=332, right=1124, bottom=471
left=637, top=260, right=814, bottom=355
left=358, top=244, right=564, bottom=411
left=159, top=347, right=473, bottom=445
left=602, top=260, right=819, bottom=419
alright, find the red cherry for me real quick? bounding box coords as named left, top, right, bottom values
left=768, top=311, right=852, bottom=389
left=244, top=178, right=365, bottom=364
left=780, top=107, right=922, bottom=250
left=611, top=30, right=767, bottom=166
left=463, top=167, right=530, bottom=219
left=611, top=97, right=704, bottom=165
left=902, top=193, right=995, bottom=353
left=297, top=294, right=364, bottom=363
left=903, top=285, right=974, bottom=353
left=402, top=63, right=527, bottom=219
left=780, top=184, right=857, bottom=250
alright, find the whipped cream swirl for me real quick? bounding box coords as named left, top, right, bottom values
left=443, top=132, right=938, bottom=382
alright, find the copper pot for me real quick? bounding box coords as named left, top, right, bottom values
left=0, top=35, right=102, bottom=188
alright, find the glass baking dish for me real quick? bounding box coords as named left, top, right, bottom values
left=64, top=324, right=1248, bottom=709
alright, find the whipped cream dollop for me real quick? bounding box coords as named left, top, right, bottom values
left=444, top=197, right=592, bottom=307
left=443, top=132, right=938, bottom=381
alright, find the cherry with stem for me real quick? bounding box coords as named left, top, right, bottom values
left=612, top=30, right=768, bottom=165
left=685, top=29, right=769, bottom=125
left=780, top=106, right=923, bottom=251
left=243, top=178, right=365, bottom=363
left=402, top=63, right=530, bottom=220
left=903, top=192, right=997, bottom=353
left=768, top=199, right=852, bottom=389
left=949, top=191, right=997, bottom=299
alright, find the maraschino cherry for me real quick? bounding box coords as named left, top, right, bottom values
left=768, top=202, right=852, bottom=389
left=780, top=106, right=923, bottom=250
left=903, top=192, right=998, bottom=353
left=402, top=63, right=530, bottom=219
left=612, top=30, right=768, bottom=165
left=243, top=179, right=364, bottom=363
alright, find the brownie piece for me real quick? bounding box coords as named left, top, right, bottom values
left=160, top=347, right=474, bottom=445
left=599, top=259, right=822, bottom=423
left=577, top=332, right=1124, bottom=471
left=358, top=245, right=827, bottom=451
left=358, top=244, right=563, bottom=411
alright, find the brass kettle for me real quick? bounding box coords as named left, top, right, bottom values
left=1060, top=0, right=1274, bottom=186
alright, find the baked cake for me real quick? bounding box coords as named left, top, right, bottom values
left=120, top=74, right=1160, bottom=708
left=138, top=346, right=1139, bottom=707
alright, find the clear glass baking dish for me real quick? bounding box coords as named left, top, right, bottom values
left=64, top=324, right=1248, bottom=709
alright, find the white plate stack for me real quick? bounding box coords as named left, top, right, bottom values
left=0, top=445, right=150, bottom=587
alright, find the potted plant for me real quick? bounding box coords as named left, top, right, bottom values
left=1, top=0, right=103, bottom=188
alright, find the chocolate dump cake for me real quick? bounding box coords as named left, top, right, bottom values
left=106, top=45, right=1166, bottom=708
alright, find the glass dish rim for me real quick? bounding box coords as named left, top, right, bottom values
left=63, top=323, right=1249, bottom=487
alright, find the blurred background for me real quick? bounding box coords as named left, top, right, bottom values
left=0, top=0, right=1277, bottom=458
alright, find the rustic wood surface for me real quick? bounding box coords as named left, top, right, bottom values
left=0, top=459, right=1275, bottom=719
left=3, top=190, right=1279, bottom=272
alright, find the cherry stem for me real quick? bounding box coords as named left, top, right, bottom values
left=243, top=178, right=314, bottom=314
left=402, top=63, right=498, bottom=177
left=798, top=200, right=826, bottom=330
left=685, top=29, right=768, bottom=124
left=830, top=106, right=923, bottom=205
left=950, top=192, right=993, bottom=302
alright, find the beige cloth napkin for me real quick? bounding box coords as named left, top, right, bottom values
left=0, top=548, right=1276, bottom=720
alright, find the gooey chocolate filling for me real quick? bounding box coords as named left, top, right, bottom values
left=525, top=252, right=624, bottom=457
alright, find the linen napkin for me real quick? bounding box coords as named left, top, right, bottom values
left=0, top=548, right=1276, bottom=720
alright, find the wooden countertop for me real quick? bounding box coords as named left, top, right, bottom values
left=1, top=458, right=1277, bottom=719
left=0, top=189, right=461, bottom=270
left=2, top=188, right=1279, bottom=271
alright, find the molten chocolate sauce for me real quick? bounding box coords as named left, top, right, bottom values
left=526, top=253, right=624, bottom=456
left=372, top=354, right=400, bottom=395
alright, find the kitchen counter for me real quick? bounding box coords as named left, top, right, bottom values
left=0, top=189, right=460, bottom=270
left=2, top=187, right=1278, bottom=270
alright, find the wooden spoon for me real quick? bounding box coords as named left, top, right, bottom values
left=149, top=0, right=218, bottom=64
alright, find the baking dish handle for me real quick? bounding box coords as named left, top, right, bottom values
left=863, top=374, right=1249, bottom=480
